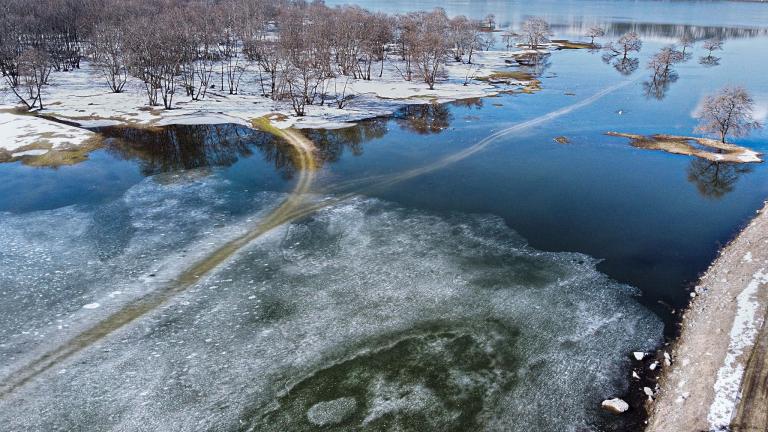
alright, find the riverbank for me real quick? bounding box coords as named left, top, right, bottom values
left=647, top=200, right=768, bottom=431
left=0, top=49, right=544, bottom=130
left=0, top=47, right=554, bottom=166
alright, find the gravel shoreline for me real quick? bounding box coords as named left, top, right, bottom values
left=647, top=200, right=768, bottom=432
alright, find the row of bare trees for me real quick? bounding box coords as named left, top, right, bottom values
left=0, top=0, right=512, bottom=114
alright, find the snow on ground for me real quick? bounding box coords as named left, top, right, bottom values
left=708, top=269, right=768, bottom=430
left=737, top=149, right=762, bottom=163
left=0, top=112, right=95, bottom=156
left=0, top=49, right=539, bottom=149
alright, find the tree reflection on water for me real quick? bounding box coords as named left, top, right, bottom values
left=698, top=55, right=721, bottom=67
left=394, top=103, right=454, bottom=135
left=643, top=70, right=679, bottom=100
left=686, top=158, right=753, bottom=199
left=98, top=118, right=389, bottom=179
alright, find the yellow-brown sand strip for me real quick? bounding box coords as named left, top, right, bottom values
left=0, top=119, right=316, bottom=399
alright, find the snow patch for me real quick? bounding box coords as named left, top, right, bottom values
left=0, top=112, right=94, bottom=152
left=0, top=48, right=540, bottom=146
left=11, top=149, right=49, bottom=157
left=708, top=269, right=768, bottom=430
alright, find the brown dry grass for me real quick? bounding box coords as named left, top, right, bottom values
left=551, top=39, right=595, bottom=49
left=606, top=132, right=762, bottom=163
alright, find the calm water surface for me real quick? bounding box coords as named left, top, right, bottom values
left=1, top=1, right=767, bottom=431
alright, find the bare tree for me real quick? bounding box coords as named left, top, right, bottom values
left=481, top=31, right=496, bottom=51
left=648, top=46, right=684, bottom=79
left=643, top=46, right=684, bottom=100
left=179, top=3, right=218, bottom=101
left=278, top=5, right=324, bottom=116
left=333, top=76, right=354, bottom=109
left=0, top=4, right=25, bottom=88
left=8, top=48, right=52, bottom=110
left=605, top=31, right=642, bottom=59
left=678, top=34, right=694, bottom=57
left=483, top=14, right=496, bottom=31
left=357, top=11, right=391, bottom=80
left=448, top=16, right=484, bottom=63
left=124, top=12, right=186, bottom=109
left=217, top=18, right=245, bottom=94
left=586, top=27, right=605, bottom=46
left=283, top=61, right=318, bottom=116
left=90, top=24, right=128, bottom=93
left=463, top=63, right=481, bottom=85
left=245, top=37, right=283, bottom=99
left=695, top=86, right=762, bottom=143
left=501, top=29, right=516, bottom=51
left=518, top=18, right=552, bottom=50
left=699, top=37, right=724, bottom=66
left=702, top=37, right=724, bottom=56
left=368, top=13, right=394, bottom=78
left=412, top=9, right=450, bottom=90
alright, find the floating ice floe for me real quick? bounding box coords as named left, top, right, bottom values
left=0, top=187, right=663, bottom=431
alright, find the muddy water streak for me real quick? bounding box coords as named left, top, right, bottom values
left=0, top=126, right=317, bottom=399
left=0, top=81, right=628, bottom=398
left=268, top=79, right=636, bottom=227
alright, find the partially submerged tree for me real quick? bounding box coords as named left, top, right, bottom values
left=612, top=57, right=639, bottom=75
left=700, top=37, right=724, bottom=66
left=518, top=18, right=552, bottom=50
left=648, top=46, right=684, bottom=80
left=586, top=27, right=605, bottom=46
left=481, top=32, right=496, bottom=51
left=678, top=34, right=694, bottom=57
left=643, top=48, right=682, bottom=100
left=501, top=29, right=516, bottom=51
left=702, top=37, right=724, bottom=56
left=602, top=31, right=642, bottom=75
left=482, top=14, right=496, bottom=31
left=695, top=86, right=762, bottom=143
left=605, top=32, right=642, bottom=59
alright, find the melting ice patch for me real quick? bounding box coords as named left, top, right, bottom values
left=0, top=172, right=278, bottom=378
left=0, top=196, right=662, bottom=432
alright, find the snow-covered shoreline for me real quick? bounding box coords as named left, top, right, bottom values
left=0, top=48, right=547, bottom=164
left=647, top=201, right=768, bottom=432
